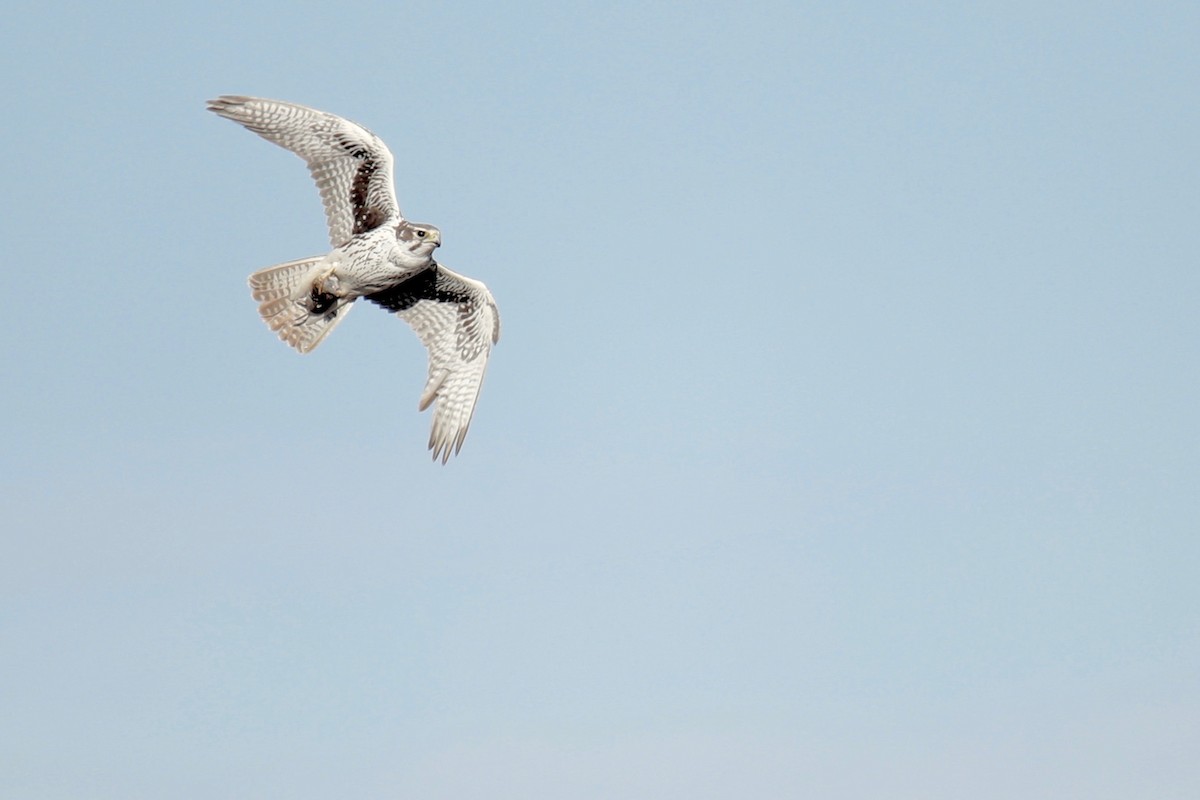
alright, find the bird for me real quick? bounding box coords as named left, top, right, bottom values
left=207, top=95, right=500, bottom=463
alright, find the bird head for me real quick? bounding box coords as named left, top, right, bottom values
left=397, top=221, right=441, bottom=257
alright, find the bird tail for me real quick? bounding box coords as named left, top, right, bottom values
left=248, top=256, right=355, bottom=353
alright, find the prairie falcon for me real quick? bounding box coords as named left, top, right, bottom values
left=207, top=95, right=500, bottom=463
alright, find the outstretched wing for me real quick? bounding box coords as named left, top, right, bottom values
left=207, top=95, right=401, bottom=247
left=367, top=265, right=501, bottom=463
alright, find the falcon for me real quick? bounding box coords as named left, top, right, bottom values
left=207, top=95, right=500, bottom=463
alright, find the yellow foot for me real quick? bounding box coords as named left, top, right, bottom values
left=312, top=263, right=340, bottom=294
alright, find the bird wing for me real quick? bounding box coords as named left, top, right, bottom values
left=207, top=95, right=401, bottom=247
left=366, top=265, right=501, bottom=463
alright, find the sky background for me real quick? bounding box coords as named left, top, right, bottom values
left=2, top=1, right=1198, bottom=797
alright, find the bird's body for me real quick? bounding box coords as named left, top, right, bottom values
left=207, top=95, right=499, bottom=462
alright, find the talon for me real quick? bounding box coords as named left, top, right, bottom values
left=312, top=263, right=340, bottom=293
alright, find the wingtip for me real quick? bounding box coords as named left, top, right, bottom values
left=205, top=96, right=235, bottom=118
left=425, top=423, right=472, bottom=465
left=429, top=443, right=451, bottom=465
left=206, top=95, right=256, bottom=117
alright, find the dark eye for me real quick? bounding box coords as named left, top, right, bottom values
left=416, top=230, right=426, bottom=238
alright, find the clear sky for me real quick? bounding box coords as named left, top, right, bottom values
left=2, top=1, right=1198, bottom=797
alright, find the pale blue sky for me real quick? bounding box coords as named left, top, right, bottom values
left=2, top=1, right=1198, bottom=797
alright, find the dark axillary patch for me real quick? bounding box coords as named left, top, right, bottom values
left=349, top=160, right=385, bottom=234
left=366, top=266, right=470, bottom=313
left=337, top=134, right=385, bottom=235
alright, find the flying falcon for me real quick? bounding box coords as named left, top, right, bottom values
left=207, top=95, right=500, bottom=463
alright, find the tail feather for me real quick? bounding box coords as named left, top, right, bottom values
left=248, top=257, right=354, bottom=353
